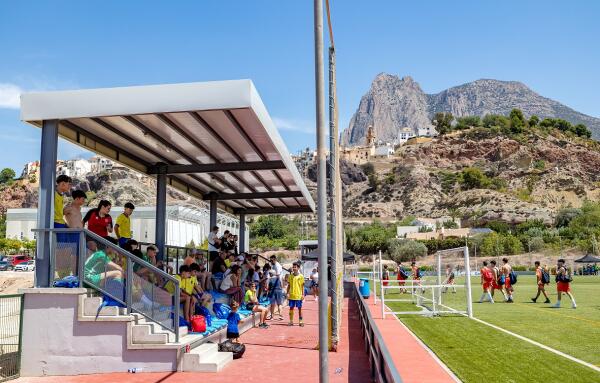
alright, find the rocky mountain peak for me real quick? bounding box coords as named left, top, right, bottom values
left=342, top=75, right=600, bottom=146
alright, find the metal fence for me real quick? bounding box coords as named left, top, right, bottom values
left=354, top=284, right=403, bottom=383
left=0, top=294, right=23, bottom=382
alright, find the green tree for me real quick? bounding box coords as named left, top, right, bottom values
left=574, top=123, right=592, bottom=138
left=528, top=115, right=540, bottom=127
left=388, top=239, right=427, bottom=262
left=432, top=112, right=454, bottom=135
left=360, top=163, right=375, bottom=176
left=0, top=168, right=16, bottom=184
left=480, top=232, right=502, bottom=256
left=482, top=114, right=510, bottom=131
left=502, top=234, right=523, bottom=255
left=346, top=221, right=396, bottom=254
left=509, top=108, right=527, bottom=134
left=555, top=207, right=582, bottom=227
left=460, top=167, right=490, bottom=190
left=0, top=215, right=6, bottom=238
left=455, top=116, right=481, bottom=130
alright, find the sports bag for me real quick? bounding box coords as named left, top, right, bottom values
left=541, top=269, right=550, bottom=284
left=53, top=275, right=79, bottom=288
left=509, top=271, right=517, bottom=285
left=218, top=339, right=246, bottom=359
left=399, top=268, right=409, bottom=279
left=196, top=305, right=213, bottom=327
left=190, top=315, right=207, bottom=333
left=213, top=303, right=232, bottom=319
left=498, top=274, right=506, bottom=285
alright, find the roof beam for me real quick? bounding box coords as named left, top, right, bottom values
left=233, top=206, right=314, bottom=215
left=147, top=160, right=286, bottom=175
left=204, top=191, right=303, bottom=201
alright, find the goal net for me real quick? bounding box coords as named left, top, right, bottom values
left=378, top=247, right=473, bottom=318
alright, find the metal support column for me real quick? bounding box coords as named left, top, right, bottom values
left=239, top=213, right=247, bottom=253
left=464, top=246, right=474, bottom=318
left=314, top=0, right=329, bottom=381
left=155, top=163, right=167, bottom=262
left=35, top=119, right=58, bottom=288
left=328, top=46, right=340, bottom=344
left=209, top=196, right=217, bottom=230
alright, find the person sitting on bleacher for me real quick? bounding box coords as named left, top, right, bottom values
left=189, top=263, right=212, bottom=307
left=165, top=265, right=196, bottom=325
left=219, top=264, right=244, bottom=305
left=244, top=282, right=269, bottom=329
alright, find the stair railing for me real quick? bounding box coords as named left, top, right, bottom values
left=33, top=227, right=181, bottom=342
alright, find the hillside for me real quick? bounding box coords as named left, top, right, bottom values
left=0, top=167, right=198, bottom=213
left=341, top=129, right=600, bottom=224
left=342, top=74, right=600, bottom=146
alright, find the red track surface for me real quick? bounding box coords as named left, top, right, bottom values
left=14, top=298, right=371, bottom=383
left=365, top=296, right=457, bottom=383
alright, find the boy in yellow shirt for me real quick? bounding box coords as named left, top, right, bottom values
left=165, top=265, right=196, bottom=324
left=286, top=262, right=305, bottom=327
left=115, top=202, right=135, bottom=248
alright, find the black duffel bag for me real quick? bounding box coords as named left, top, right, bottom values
left=218, top=340, right=246, bottom=359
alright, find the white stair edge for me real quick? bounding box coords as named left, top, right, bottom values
left=189, top=343, right=218, bottom=363
left=126, top=322, right=205, bottom=350
left=78, top=295, right=127, bottom=320
left=131, top=324, right=168, bottom=344
left=183, top=351, right=233, bottom=372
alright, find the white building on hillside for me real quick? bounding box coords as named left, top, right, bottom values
left=91, top=156, right=113, bottom=172
left=397, top=127, right=415, bottom=144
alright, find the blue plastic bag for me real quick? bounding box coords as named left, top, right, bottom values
left=196, top=305, right=213, bottom=327
left=213, top=303, right=231, bottom=319
left=53, top=275, right=79, bottom=288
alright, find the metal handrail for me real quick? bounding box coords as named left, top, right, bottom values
left=354, top=283, right=403, bottom=383
left=32, top=227, right=181, bottom=342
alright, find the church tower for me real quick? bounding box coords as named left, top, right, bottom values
left=366, top=125, right=375, bottom=147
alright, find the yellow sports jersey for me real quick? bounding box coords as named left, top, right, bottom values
left=225, top=259, right=232, bottom=268
left=244, top=289, right=255, bottom=303
left=115, top=213, right=132, bottom=238
left=166, top=275, right=197, bottom=295
left=54, top=192, right=65, bottom=224
left=288, top=273, right=305, bottom=301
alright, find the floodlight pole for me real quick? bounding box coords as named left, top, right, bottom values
left=314, top=0, right=329, bottom=381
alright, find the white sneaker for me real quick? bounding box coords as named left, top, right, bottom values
left=552, top=302, right=561, bottom=308
left=572, top=303, right=577, bottom=309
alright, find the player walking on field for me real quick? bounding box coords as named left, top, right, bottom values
left=411, top=261, right=423, bottom=293
left=478, top=261, right=494, bottom=303
left=501, top=258, right=514, bottom=303
left=553, top=259, right=577, bottom=309
left=490, top=260, right=507, bottom=301
left=531, top=261, right=551, bottom=303
left=442, top=264, right=456, bottom=293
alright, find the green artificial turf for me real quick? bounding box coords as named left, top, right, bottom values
left=372, top=275, right=600, bottom=383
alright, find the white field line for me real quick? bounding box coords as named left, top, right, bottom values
left=471, top=316, right=600, bottom=374
left=385, top=303, right=462, bottom=383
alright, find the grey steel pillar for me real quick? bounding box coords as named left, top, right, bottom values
left=314, top=0, right=329, bottom=381
left=155, top=163, right=167, bottom=261
left=239, top=213, right=247, bottom=253
left=35, top=119, right=59, bottom=288
left=209, top=195, right=217, bottom=230
left=328, top=46, right=339, bottom=344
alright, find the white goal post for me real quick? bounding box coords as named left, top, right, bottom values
left=378, top=246, right=473, bottom=318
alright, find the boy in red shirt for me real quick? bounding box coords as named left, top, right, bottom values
left=478, top=261, right=494, bottom=303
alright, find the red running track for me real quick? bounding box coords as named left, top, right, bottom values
left=14, top=297, right=371, bottom=383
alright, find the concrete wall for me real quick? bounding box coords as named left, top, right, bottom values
left=20, top=289, right=177, bottom=376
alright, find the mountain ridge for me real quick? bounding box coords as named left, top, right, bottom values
left=342, top=74, right=600, bottom=146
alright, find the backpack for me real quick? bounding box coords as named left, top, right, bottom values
left=556, top=268, right=573, bottom=283
left=213, top=303, right=232, bottom=319
left=541, top=269, right=550, bottom=284
left=190, top=315, right=207, bottom=333
left=417, top=268, right=423, bottom=278
left=399, top=268, right=410, bottom=279
left=498, top=274, right=506, bottom=285
left=509, top=271, right=517, bottom=285
left=53, top=275, right=79, bottom=288
left=219, top=339, right=246, bottom=359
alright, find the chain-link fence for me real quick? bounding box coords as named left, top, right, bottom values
left=0, top=294, right=23, bottom=382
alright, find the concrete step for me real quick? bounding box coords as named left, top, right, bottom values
left=182, top=346, right=232, bottom=372
left=132, top=313, right=188, bottom=341
left=131, top=324, right=168, bottom=344
left=82, top=296, right=119, bottom=317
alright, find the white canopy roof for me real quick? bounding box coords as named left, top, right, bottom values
left=21, top=80, right=315, bottom=215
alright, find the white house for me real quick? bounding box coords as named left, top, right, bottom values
left=66, top=159, right=92, bottom=177
left=397, top=127, right=415, bottom=144
left=90, top=156, right=114, bottom=172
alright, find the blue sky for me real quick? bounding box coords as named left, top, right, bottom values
left=1, top=0, right=599, bottom=173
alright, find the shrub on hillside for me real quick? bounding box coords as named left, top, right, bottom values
left=388, top=239, right=427, bottom=262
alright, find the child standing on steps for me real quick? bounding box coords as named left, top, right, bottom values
left=287, top=262, right=305, bottom=327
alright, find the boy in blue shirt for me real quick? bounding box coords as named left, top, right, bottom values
left=227, top=301, right=241, bottom=343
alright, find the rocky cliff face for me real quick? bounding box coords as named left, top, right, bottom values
left=342, top=75, right=600, bottom=146
left=342, top=130, right=600, bottom=224
left=0, top=167, right=195, bottom=212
